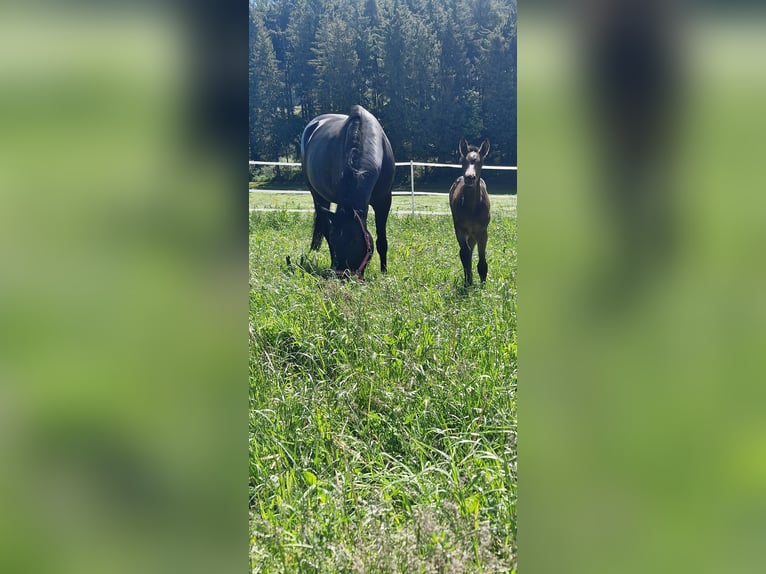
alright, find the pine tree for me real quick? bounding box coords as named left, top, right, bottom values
left=310, top=5, right=362, bottom=114
left=248, top=0, right=517, bottom=166
left=478, top=2, right=517, bottom=165
left=249, top=8, right=283, bottom=159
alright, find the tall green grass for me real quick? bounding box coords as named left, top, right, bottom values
left=250, top=210, right=517, bottom=573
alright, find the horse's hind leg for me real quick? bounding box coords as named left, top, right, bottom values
left=477, top=229, right=488, bottom=283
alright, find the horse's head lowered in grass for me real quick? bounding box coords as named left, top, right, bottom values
left=323, top=206, right=374, bottom=277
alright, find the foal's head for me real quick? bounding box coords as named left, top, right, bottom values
left=459, top=138, right=490, bottom=188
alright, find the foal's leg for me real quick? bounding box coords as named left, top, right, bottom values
left=458, top=235, right=475, bottom=286
left=372, top=193, right=392, bottom=273
left=477, top=229, right=489, bottom=283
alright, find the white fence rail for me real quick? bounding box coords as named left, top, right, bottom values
left=249, top=159, right=517, bottom=215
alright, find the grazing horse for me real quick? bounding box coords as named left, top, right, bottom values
left=300, top=105, right=395, bottom=278
left=449, top=138, right=491, bottom=286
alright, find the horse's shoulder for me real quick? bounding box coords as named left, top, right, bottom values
left=303, top=114, right=347, bottom=152
left=318, top=113, right=347, bottom=120
left=448, top=179, right=461, bottom=203
left=307, top=114, right=346, bottom=131
left=480, top=179, right=490, bottom=203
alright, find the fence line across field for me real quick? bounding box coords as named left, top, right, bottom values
left=250, top=159, right=517, bottom=215
left=249, top=189, right=452, bottom=196
left=250, top=207, right=456, bottom=216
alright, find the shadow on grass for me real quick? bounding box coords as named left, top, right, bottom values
left=285, top=254, right=371, bottom=284
left=448, top=278, right=487, bottom=300
left=284, top=254, right=335, bottom=280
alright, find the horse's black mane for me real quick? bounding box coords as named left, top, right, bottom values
left=345, top=107, right=364, bottom=175
left=339, top=107, right=369, bottom=198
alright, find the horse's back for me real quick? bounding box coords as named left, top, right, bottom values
left=302, top=106, right=394, bottom=207
left=370, top=118, right=395, bottom=205
left=301, top=113, right=347, bottom=167
left=301, top=114, right=345, bottom=151
left=345, top=106, right=394, bottom=181
left=301, top=114, right=346, bottom=201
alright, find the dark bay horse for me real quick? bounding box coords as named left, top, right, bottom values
left=300, top=105, right=395, bottom=277
left=449, top=138, right=491, bottom=286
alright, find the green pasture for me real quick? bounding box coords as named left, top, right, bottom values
left=249, top=207, right=517, bottom=573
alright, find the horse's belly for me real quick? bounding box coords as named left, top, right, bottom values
left=308, top=176, right=335, bottom=203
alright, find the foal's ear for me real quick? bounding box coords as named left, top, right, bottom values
left=459, top=137, right=469, bottom=158
left=479, top=139, right=490, bottom=159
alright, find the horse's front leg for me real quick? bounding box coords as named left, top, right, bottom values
left=373, top=200, right=391, bottom=273
left=376, top=233, right=388, bottom=273
left=477, top=230, right=488, bottom=283
left=310, top=193, right=331, bottom=252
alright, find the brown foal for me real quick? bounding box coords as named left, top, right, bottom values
left=448, top=138, right=491, bottom=286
